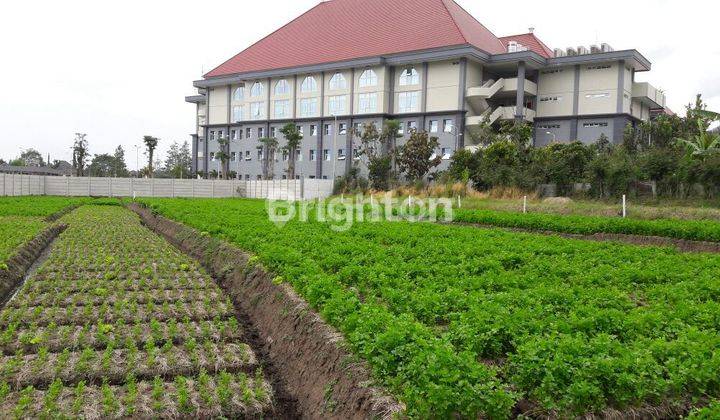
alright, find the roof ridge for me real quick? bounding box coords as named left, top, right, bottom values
left=440, top=0, right=505, bottom=53
left=204, top=1, right=329, bottom=78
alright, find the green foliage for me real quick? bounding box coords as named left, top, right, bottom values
left=396, top=130, right=442, bottom=181
left=0, top=216, right=46, bottom=264
left=279, top=123, right=303, bottom=180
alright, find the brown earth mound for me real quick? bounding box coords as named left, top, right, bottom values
left=129, top=203, right=403, bottom=420
left=0, top=223, right=67, bottom=306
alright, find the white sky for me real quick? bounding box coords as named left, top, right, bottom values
left=1, top=0, right=718, bottom=168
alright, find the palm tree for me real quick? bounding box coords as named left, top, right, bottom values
left=279, top=123, right=303, bottom=180
left=676, top=119, right=720, bottom=161
left=143, top=136, right=159, bottom=178
left=258, top=136, right=279, bottom=180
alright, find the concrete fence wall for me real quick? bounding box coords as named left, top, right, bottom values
left=0, top=174, right=334, bottom=201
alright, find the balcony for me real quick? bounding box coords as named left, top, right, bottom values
left=466, top=106, right=535, bottom=126
left=632, top=82, right=666, bottom=108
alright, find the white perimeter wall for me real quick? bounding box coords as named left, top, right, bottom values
left=0, top=174, right=333, bottom=201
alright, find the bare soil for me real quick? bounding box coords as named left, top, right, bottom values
left=129, top=203, right=403, bottom=420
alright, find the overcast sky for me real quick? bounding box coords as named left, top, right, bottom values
left=1, top=0, right=717, bottom=168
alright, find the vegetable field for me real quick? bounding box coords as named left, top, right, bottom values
left=453, top=207, right=720, bottom=242
left=142, top=198, right=720, bottom=418
left=0, top=217, right=45, bottom=266
left=0, top=197, right=89, bottom=218
left=0, top=205, right=272, bottom=417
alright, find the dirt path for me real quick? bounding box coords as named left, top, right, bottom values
left=0, top=205, right=294, bottom=418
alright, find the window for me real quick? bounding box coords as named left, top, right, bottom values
left=585, top=93, right=610, bottom=99
left=583, top=122, right=609, bottom=128
left=245, top=127, right=252, bottom=139
left=274, top=99, right=290, bottom=118
left=258, top=127, right=265, bottom=138
left=587, top=64, right=611, bottom=70
left=328, top=95, right=347, bottom=115
left=329, top=73, right=347, bottom=90
left=232, top=106, right=243, bottom=122
left=231, top=129, right=239, bottom=140
left=230, top=152, right=237, bottom=162
left=539, top=96, right=562, bottom=102
left=300, top=98, right=317, bottom=117
left=250, top=82, right=264, bottom=97
left=301, top=76, right=318, bottom=93
left=310, top=125, right=317, bottom=136
left=209, top=152, right=215, bottom=161
left=398, top=124, right=404, bottom=135
left=359, top=69, right=378, bottom=87
left=407, top=121, right=417, bottom=132
left=245, top=174, right=250, bottom=180
left=245, top=150, right=251, bottom=160
left=537, top=124, right=560, bottom=129
left=198, top=151, right=204, bottom=158
left=443, top=119, right=454, bottom=133
left=399, top=67, right=419, bottom=86
left=310, top=149, right=317, bottom=161
left=429, top=120, right=438, bottom=133
left=358, top=93, right=377, bottom=113
left=270, top=127, right=277, bottom=138
left=324, top=124, right=332, bottom=136
left=441, top=148, right=452, bottom=160
left=353, top=148, right=360, bottom=160
left=323, top=149, right=331, bottom=161
left=296, top=125, right=304, bottom=135
left=353, top=123, right=362, bottom=134
left=210, top=131, right=216, bottom=140
left=338, top=149, right=346, bottom=160
left=275, top=79, right=290, bottom=95
left=250, top=102, right=264, bottom=119
left=339, top=123, right=347, bottom=135
left=233, top=87, right=244, bottom=101
left=217, top=130, right=224, bottom=139
left=541, top=69, right=563, bottom=75
left=257, top=175, right=262, bottom=180
left=398, top=91, right=420, bottom=113
left=282, top=150, right=289, bottom=161
left=296, top=149, right=302, bottom=161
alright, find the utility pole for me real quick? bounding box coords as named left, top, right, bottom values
left=332, top=114, right=338, bottom=180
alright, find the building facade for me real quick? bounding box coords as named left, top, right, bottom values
left=187, top=0, right=668, bottom=180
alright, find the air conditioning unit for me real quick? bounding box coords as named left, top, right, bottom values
left=566, top=47, right=578, bottom=56
left=554, top=48, right=566, bottom=57
left=577, top=46, right=589, bottom=55
left=601, top=43, right=614, bottom=52
left=590, top=45, right=601, bottom=54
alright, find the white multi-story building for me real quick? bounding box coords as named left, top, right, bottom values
left=187, top=0, right=668, bottom=180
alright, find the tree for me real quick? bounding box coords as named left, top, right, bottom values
left=383, top=119, right=403, bottom=175
left=164, top=141, right=191, bottom=179
left=88, top=154, right=117, bottom=177
left=676, top=119, right=720, bottom=161
left=112, top=146, right=129, bottom=177
left=72, top=133, right=89, bottom=176
left=397, top=130, right=442, bottom=182
left=143, top=136, right=159, bottom=178
left=216, top=137, right=231, bottom=179
left=12, top=149, right=45, bottom=167
left=0, top=159, right=5, bottom=165
left=258, top=137, right=279, bottom=180
left=354, top=122, right=391, bottom=190
left=279, top=123, right=303, bottom=180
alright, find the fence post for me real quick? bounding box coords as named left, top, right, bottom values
left=66, top=177, right=70, bottom=197
left=211, top=181, right=215, bottom=198
left=523, top=196, right=527, bottom=214
left=151, top=178, right=155, bottom=197
left=1, top=173, right=4, bottom=196
left=192, top=180, right=195, bottom=198
left=108, top=178, right=112, bottom=197
left=130, top=178, right=134, bottom=198
left=43, top=176, right=47, bottom=196
left=622, top=194, right=627, bottom=218
left=171, top=179, right=175, bottom=198
left=88, top=177, right=91, bottom=196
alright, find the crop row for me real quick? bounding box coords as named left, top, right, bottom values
left=0, top=205, right=274, bottom=416
left=0, top=317, right=243, bottom=355
left=8, top=288, right=225, bottom=308
left=0, top=341, right=254, bottom=390
left=0, top=299, right=234, bottom=328
left=452, top=207, right=720, bottom=242
left=0, top=371, right=271, bottom=418
left=141, top=198, right=720, bottom=418
left=0, top=197, right=90, bottom=218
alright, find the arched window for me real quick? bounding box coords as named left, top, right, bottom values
left=300, top=76, right=318, bottom=93
left=329, top=72, right=347, bottom=90
left=275, top=79, right=290, bottom=95
left=233, top=87, right=244, bottom=101
left=359, top=69, right=378, bottom=87
left=399, top=67, right=419, bottom=86
left=250, top=82, right=264, bottom=97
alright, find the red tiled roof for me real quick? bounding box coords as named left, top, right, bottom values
left=499, top=33, right=554, bottom=58
left=204, top=0, right=507, bottom=78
